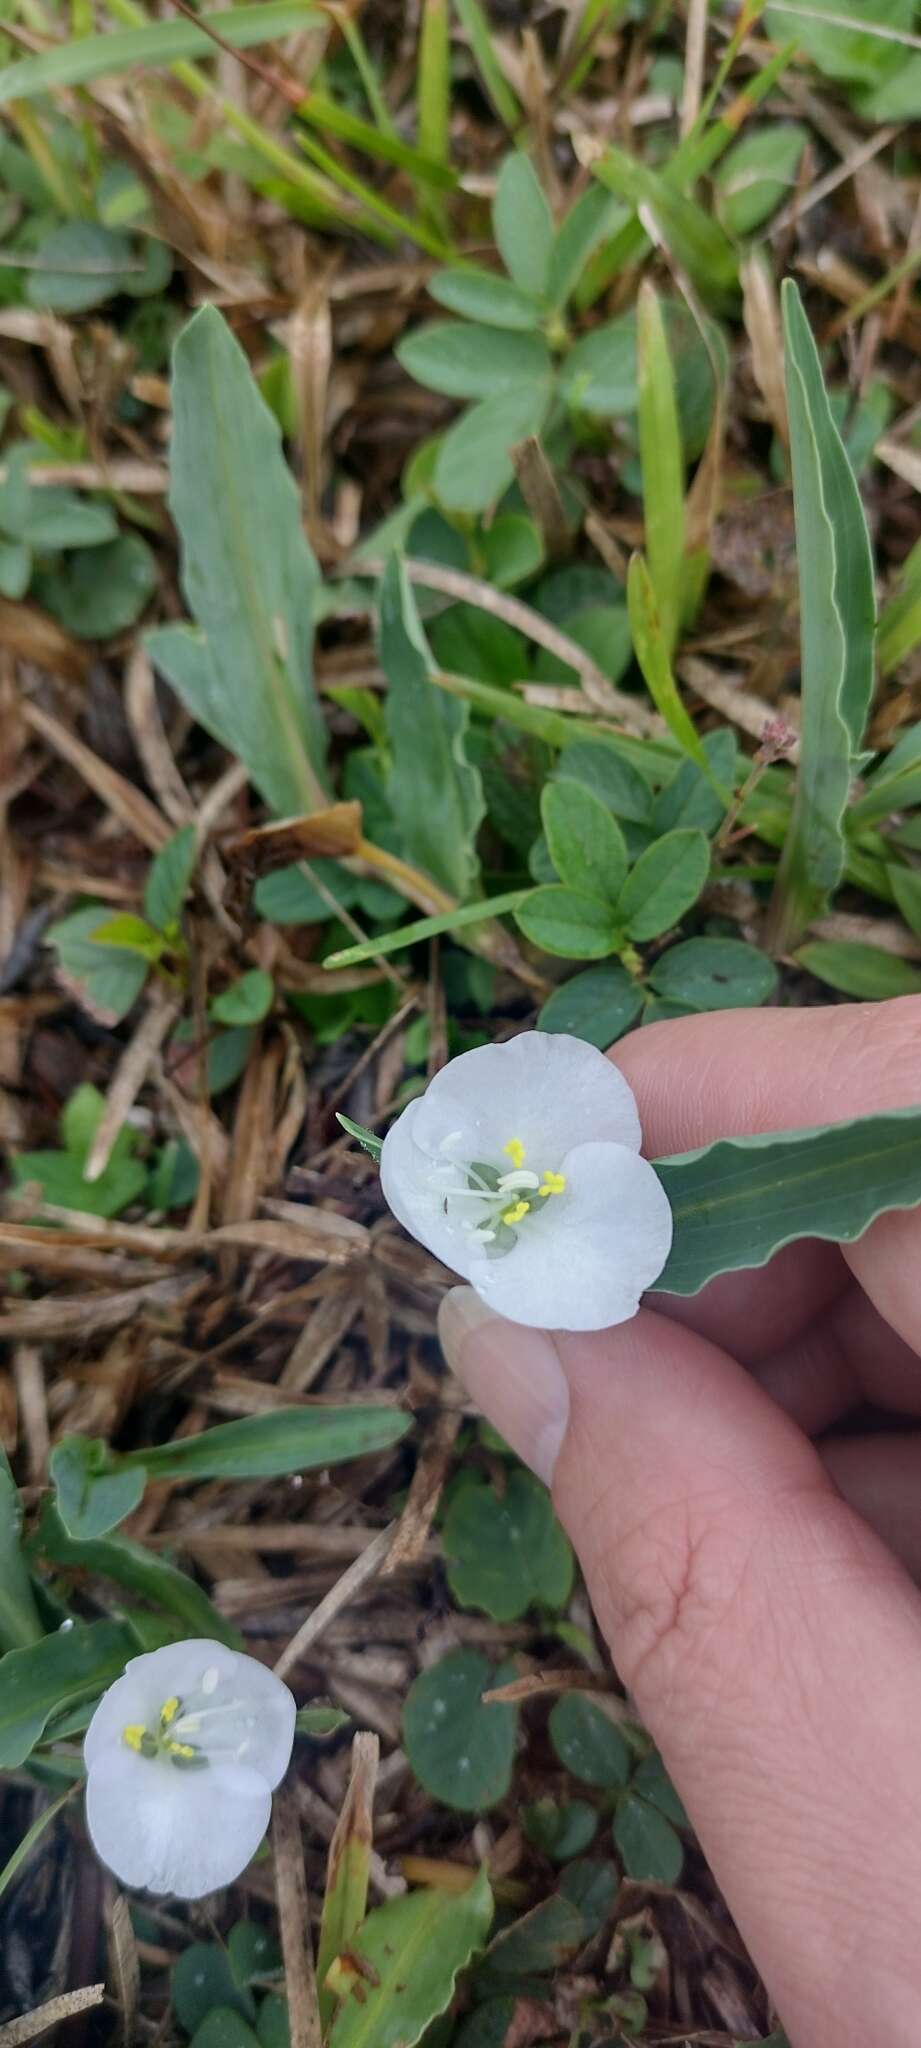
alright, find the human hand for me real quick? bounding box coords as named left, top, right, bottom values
left=437, top=996, right=921, bottom=2048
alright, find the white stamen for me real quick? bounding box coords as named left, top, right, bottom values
left=496, top=1169, right=540, bottom=1192
left=201, top=1667, right=220, bottom=1695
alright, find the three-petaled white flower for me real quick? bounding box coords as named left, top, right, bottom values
left=83, top=1639, right=296, bottom=1898
left=380, top=1031, right=672, bottom=1331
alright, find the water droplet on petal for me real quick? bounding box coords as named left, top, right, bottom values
left=201, top=1666, right=220, bottom=1695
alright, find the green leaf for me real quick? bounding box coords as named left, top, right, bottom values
left=636, top=284, right=685, bottom=656
left=548, top=184, right=626, bottom=310
left=483, top=1893, right=585, bottom=1975
left=541, top=781, right=627, bottom=904
left=850, top=722, right=921, bottom=826
left=0, top=4, right=322, bottom=102
left=434, top=383, right=552, bottom=514
left=768, top=282, right=876, bottom=947
left=627, top=556, right=714, bottom=777
left=492, top=154, right=553, bottom=298
left=764, top=0, right=912, bottom=87
left=90, top=912, right=164, bottom=960
left=51, top=1437, right=146, bottom=1539
left=379, top=555, right=484, bottom=897
left=651, top=728, right=737, bottom=835
left=632, top=1750, right=690, bottom=1828
left=522, top=1797, right=599, bottom=1862
left=133, top=1405, right=411, bottom=1481
left=228, top=1923, right=283, bottom=1987
left=335, top=1114, right=383, bottom=1162
left=189, top=2012, right=260, bottom=2048
left=614, top=828, right=710, bottom=941
left=795, top=939, right=921, bottom=1000
left=21, top=490, right=117, bottom=551
left=532, top=604, right=632, bottom=692
left=452, top=0, right=520, bottom=127
left=210, top=970, right=274, bottom=1026
left=295, top=1703, right=351, bottom=1738
left=0, top=540, right=30, bottom=598
left=144, top=823, right=197, bottom=931
left=591, top=144, right=737, bottom=309
left=515, top=886, right=619, bottom=960
left=174, top=1946, right=256, bottom=2033
left=538, top=962, right=644, bottom=1048
left=613, top=1793, right=683, bottom=1884
left=396, top=322, right=551, bottom=400
left=329, top=1869, right=493, bottom=2048
left=553, top=740, right=652, bottom=826
left=324, top=891, right=528, bottom=969
left=649, top=937, right=778, bottom=1011
left=0, top=1452, right=43, bottom=1649
left=559, top=308, right=638, bottom=417
left=45, top=902, right=149, bottom=1023
left=316, top=1742, right=376, bottom=2029
left=443, top=1471, right=573, bottom=1621
left=715, top=123, right=809, bottom=237
left=34, top=1501, right=240, bottom=1647
left=428, top=268, right=541, bottom=330
left=548, top=1694, right=631, bottom=1789
left=151, top=304, right=327, bottom=819
left=403, top=1650, right=518, bottom=1811
left=0, top=1618, right=134, bottom=1768
left=36, top=533, right=157, bottom=638
left=478, top=514, right=544, bottom=591
left=25, top=222, right=137, bottom=313
left=651, top=1102, right=921, bottom=1296
left=890, top=866, right=921, bottom=941
left=10, top=1144, right=147, bottom=1221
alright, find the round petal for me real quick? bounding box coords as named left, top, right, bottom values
left=84, top=1640, right=295, bottom=1789
left=380, top=1096, right=478, bottom=1276
left=86, top=1750, right=271, bottom=1898
left=465, top=1141, right=673, bottom=1331
left=400, top=1033, right=642, bottom=1168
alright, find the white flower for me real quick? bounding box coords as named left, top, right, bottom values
left=83, top=1638, right=296, bottom=1898
left=380, top=1031, right=672, bottom=1331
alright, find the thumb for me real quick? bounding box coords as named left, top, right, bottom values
left=438, top=1288, right=921, bottom=2048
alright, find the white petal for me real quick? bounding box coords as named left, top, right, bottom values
left=84, top=1640, right=295, bottom=1789
left=85, top=1750, right=271, bottom=1898
left=396, top=1033, right=642, bottom=1168
left=380, top=1097, right=480, bottom=1278
left=466, top=1141, right=673, bottom=1331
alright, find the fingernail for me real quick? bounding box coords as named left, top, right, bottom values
left=437, top=1287, right=570, bottom=1486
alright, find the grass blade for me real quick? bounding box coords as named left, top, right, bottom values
left=636, top=281, right=685, bottom=655
left=0, top=3, right=319, bottom=103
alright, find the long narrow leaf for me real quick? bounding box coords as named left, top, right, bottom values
left=767, top=282, right=875, bottom=948
left=653, top=1103, right=921, bottom=1296
left=147, top=305, right=328, bottom=818
left=0, top=3, right=318, bottom=103
left=636, top=283, right=684, bottom=655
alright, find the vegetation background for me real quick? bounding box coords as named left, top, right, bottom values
left=0, top=0, right=920, bottom=2043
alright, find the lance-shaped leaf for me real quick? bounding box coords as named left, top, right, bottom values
left=0, top=1452, right=43, bottom=1650
left=651, top=1104, right=921, bottom=1297
left=0, top=1618, right=135, bottom=1768
left=317, top=1733, right=378, bottom=2028
left=330, top=1867, right=493, bottom=2048
left=379, top=555, right=484, bottom=898
left=148, top=306, right=328, bottom=819
left=767, top=282, right=875, bottom=949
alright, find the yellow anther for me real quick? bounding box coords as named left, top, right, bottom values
left=502, top=1138, right=525, bottom=1169
left=167, top=1741, right=197, bottom=1759
left=159, top=1696, right=180, bottom=1727
left=123, top=1724, right=146, bottom=1753
left=539, top=1170, right=567, bottom=1197
left=502, top=1199, right=530, bottom=1226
